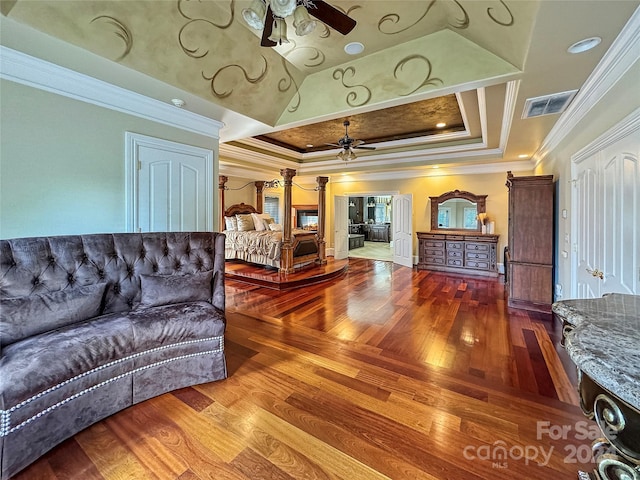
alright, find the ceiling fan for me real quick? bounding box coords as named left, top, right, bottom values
left=327, top=120, right=376, bottom=161
left=242, top=0, right=357, bottom=47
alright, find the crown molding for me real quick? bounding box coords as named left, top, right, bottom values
left=326, top=160, right=534, bottom=183
left=0, top=46, right=223, bottom=138
left=534, top=7, right=640, bottom=165
left=572, top=107, right=640, bottom=164
left=500, top=80, right=520, bottom=150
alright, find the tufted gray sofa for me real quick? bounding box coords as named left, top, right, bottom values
left=0, top=232, right=227, bottom=479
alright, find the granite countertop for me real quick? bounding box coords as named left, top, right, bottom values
left=552, top=294, right=640, bottom=410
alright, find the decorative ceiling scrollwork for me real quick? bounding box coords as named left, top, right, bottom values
left=89, top=15, right=132, bottom=61
left=283, top=42, right=326, bottom=68
left=332, top=66, right=372, bottom=107
left=487, top=0, right=514, bottom=26
left=278, top=59, right=301, bottom=113
left=177, top=0, right=236, bottom=58
left=378, top=0, right=437, bottom=35
left=394, top=55, right=443, bottom=96
left=203, top=56, right=268, bottom=99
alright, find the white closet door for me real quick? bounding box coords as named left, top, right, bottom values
left=575, top=154, right=601, bottom=298
left=126, top=133, right=214, bottom=233
left=572, top=122, right=639, bottom=297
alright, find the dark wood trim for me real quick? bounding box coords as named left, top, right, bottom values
left=429, top=189, right=487, bottom=232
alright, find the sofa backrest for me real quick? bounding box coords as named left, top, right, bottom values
left=0, top=232, right=226, bottom=317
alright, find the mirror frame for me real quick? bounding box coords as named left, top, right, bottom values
left=429, top=190, right=487, bottom=232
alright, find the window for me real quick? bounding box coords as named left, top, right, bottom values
left=463, top=207, right=477, bottom=229
left=438, top=207, right=451, bottom=228
left=264, top=196, right=280, bottom=223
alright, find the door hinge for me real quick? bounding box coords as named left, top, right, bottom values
left=137, top=160, right=142, bottom=171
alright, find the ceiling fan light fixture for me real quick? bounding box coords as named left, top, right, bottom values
left=242, top=0, right=266, bottom=30
left=293, top=5, right=317, bottom=36
left=268, top=17, right=290, bottom=44
left=337, top=149, right=356, bottom=162
left=270, top=0, right=297, bottom=18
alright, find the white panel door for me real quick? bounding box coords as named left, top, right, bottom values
left=126, top=132, right=214, bottom=233
left=334, top=196, right=349, bottom=260
left=572, top=123, right=639, bottom=297
left=393, top=194, right=413, bottom=268
left=574, top=155, right=600, bottom=298
left=601, top=134, right=639, bottom=294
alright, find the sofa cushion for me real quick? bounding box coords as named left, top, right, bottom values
left=0, top=301, right=225, bottom=423
left=138, top=271, right=212, bottom=308
left=0, top=283, right=107, bottom=347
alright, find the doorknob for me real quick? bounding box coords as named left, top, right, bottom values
left=586, top=268, right=604, bottom=279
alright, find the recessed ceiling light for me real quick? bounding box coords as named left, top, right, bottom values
left=306, top=144, right=314, bottom=148
left=432, top=165, right=440, bottom=169
left=436, top=122, right=446, bottom=128
left=344, top=42, right=364, bottom=55
left=567, top=36, right=601, bottom=54
left=171, top=98, right=185, bottom=108
left=518, top=154, right=529, bottom=158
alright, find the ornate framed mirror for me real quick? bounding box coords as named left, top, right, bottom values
left=429, top=190, right=487, bottom=231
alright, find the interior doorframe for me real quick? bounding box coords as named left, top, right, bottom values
left=125, top=132, right=214, bottom=232
left=340, top=190, right=400, bottom=254
left=570, top=109, right=640, bottom=298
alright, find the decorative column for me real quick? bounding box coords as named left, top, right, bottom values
left=218, top=175, right=228, bottom=232
left=316, top=176, right=329, bottom=265
left=254, top=181, right=265, bottom=213
left=280, top=168, right=296, bottom=273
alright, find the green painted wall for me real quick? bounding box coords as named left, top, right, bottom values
left=0, top=80, right=219, bottom=238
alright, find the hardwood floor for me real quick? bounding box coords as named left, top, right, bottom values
left=14, top=258, right=594, bottom=479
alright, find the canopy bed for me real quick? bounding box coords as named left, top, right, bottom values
left=219, top=169, right=328, bottom=273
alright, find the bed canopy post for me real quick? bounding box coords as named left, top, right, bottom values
left=254, top=181, right=265, bottom=213
left=218, top=175, right=228, bottom=232
left=280, top=168, right=296, bottom=273
left=316, top=176, right=329, bottom=265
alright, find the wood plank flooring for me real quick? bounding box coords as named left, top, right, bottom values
left=14, top=258, right=594, bottom=479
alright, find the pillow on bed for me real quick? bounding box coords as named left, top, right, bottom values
left=236, top=214, right=255, bottom=231
left=251, top=213, right=272, bottom=231
left=224, top=216, right=237, bottom=231
left=269, top=223, right=283, bottom=231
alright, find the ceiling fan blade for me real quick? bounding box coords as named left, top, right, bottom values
left=354, top=146, right=376, bottom=150
left=325, top=143, right=342, bottom=147
left=308, top=1, right=356, bottom=35
left=261, top=6, right=277, bottom=47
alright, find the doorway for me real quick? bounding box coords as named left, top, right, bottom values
left=347, top=195, right=393, bottom=262
left=335, top=192, right=413, bottom=267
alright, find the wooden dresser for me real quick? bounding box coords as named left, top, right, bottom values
left=506, top=172, right=554, bottom=312
left=417, top=231, right=499, bottom=277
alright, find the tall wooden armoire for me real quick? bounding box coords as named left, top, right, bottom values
left=505, top=171, right=554, bottom=312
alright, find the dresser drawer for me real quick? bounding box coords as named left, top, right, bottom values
left=465, top=242, right=490, bottom=253
left=446, top=241, right=464, bottom=250
left=422, top=240, right=445, bottom=249
left=466, top=260, right=490, bottom=270
left=447, top=258, right=463, bottom=267
left=466, top=251, right=490, bottom=261
left=424, top=255, right=446, bottom=265
left=447, top=250, right=463, bottom=258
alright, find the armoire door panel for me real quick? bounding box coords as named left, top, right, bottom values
left=509, top=263, right=553, bottom=307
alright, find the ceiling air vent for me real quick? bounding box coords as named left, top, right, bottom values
left=522, top=90, right=578, bottom=119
